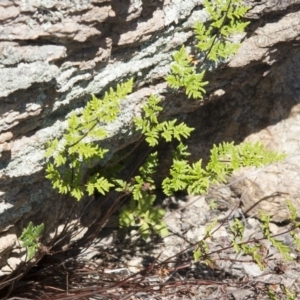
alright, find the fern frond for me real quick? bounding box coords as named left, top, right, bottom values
left=45, top=79, right=133, bottom=200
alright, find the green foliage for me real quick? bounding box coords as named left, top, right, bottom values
left=19, top=222, right=44, bottom=260
left=86, top=174, right=114, bottom=196
left=229, top=218, right=265, bottom=270
left=227, top=200, right=300, bottom=275
left=118, top=152, right=168, bottom=239
left=282, top=285, right=297, bottom=300
left=162, top=141, right=285, bottom=196
left=195, top=0, right=250, bottom=62
left=166, top=0, right=250, bottom=100
left=266, top=285, right=297, bottom=300
left=260, top=211, right=293, bottom=261
left=208, top=141, right=286, bottom=172
left=193, top=240, right=210, bottom=263
left=286, top=200, right=300, bottom=251
left=267, top=287, right=279, bottom=300
left=208, top=199, right=218, bottom=210
left=134, top=94, right=194, bottom=146
left=166, top=45, right=208, bottom=99
left=45, top=79, right=134, bottom=200
left=45, top=0, right=285, bottom=243
left=193, top=218, right=217, bottom=263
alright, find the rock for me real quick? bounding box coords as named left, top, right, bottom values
left=0, top=132, right=13, bottom=143
left=210, top=157, right=300, bottom=223
left=126, top=257, right=143, bottom=273
left=269, top=223, right=280, bottom=235
left=0, top=228, right=19, bottom=275
left=231, top=289, right=254, bottom=300
left=243, top=262, right=265, bottom=277
left=0, top=0, right=300, bottom=286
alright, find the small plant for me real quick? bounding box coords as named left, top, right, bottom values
left=189, top=200, right=300, bottom=299
left=286, top=199, right=300, bottom=251
left=261, top=210, right=293, bottom=261
left=193, top=200, right=300, bottom=270
left=230, top=217, right=265, bottom=269
left=166, top=0, right=250, bottom=98
left=193, top=218, right=218, bottom=263
left=19, top=222, right=44, bottom=260
left=45, top=79, right=133, bottom=200
left=266, top=285, right=297, bottom=300
left=282, top=285, right=297, bottom=300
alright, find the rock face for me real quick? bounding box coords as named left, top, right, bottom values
left=0, top=0, right=300, bottom=281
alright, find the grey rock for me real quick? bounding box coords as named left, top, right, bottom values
left=0, top=0, right=300, bottom=287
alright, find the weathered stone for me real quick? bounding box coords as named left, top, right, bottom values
left=112, top=10, right=165, bottom=45
left=215, top=157, right=300, bottom=223
left=0, top=43, right=66, bottom=66
left=0, top=5, right=19, bottom=21
left=0, top=0, right=300, bottom=287
left=81, top=5, right=111, bottom=23
left=0, top=132, right=13, bottom=144
left=0, top=229, right=18, bottom=274
left=229, top=11, right=300, bottom=68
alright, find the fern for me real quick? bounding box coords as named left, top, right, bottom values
left=44, top=0, right=286, bottom=243
left=119, top=152, right=168, bottom=239
left=134, top=94, right=194, bottom=146
left=286, top=200, right=300, bottom=252
left=20, top=222, right=44, bottom=260
left=260, top=211, right=293, bottom=261
left=45, top=79, right=134, bottom=200
left=166, top=0, right=250, bottom=100
left=166, top=45, right=208, bottom=99
left=229, top=218, right=265, bottom=270
left=162, top=142, right=285, bottom=197
left=193, top=219, right=217, bottom=263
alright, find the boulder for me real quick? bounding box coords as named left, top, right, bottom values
left=0, top=0, right=300, bottom=281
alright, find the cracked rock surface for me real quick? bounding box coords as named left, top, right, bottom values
left=1, top=0, right=300, bottom=288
